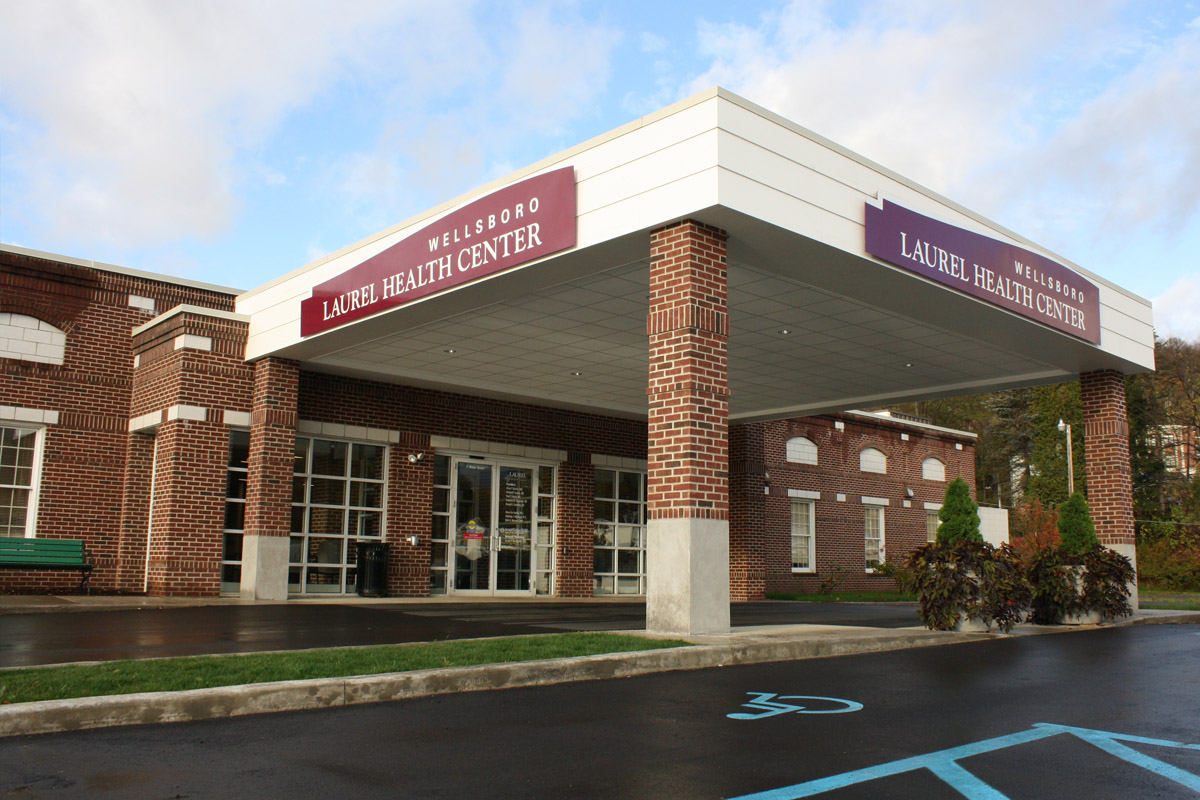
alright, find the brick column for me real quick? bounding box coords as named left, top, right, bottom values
left=241, top=357, right=299, bottom=600
left=387, top=433, right=434, bottom=597
left=1080, top=369, right=1138, bottom=605
left=555, top=455, right=595, bottom=598
left=646, top=221, right=730, bottom=634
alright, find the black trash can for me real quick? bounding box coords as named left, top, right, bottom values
left=355, top=541, right=390, bottom=597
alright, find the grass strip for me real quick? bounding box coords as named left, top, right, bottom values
left=1140, top=602, right=1200, bottom=611
left=0, top=633, right=689, bottom=705
left=766, top=591, right=917, bottom=603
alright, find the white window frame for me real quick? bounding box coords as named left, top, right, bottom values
left=922, top=457, right=946, bottom=482
left=785, top=436, right=818, bottom=465
left=925, top=501, right=943, bottom=544
left=860, top=447, right=887, bottom=474
left=790, top=499, right=815, bottom=573
left=0, top=423, right=46, bottom=538
left=864, top=504, right=885, bottom=572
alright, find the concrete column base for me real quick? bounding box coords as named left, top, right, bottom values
left=647, top=518, right=730, bottom=635
left=240, top=534, right=290, bottom=601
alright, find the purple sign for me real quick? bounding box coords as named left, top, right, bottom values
left=301, top=167, right=576, bottom=337
left=864, top=201, right=1100, bottom=344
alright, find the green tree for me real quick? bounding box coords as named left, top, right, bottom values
left=1027, top=382, right=1084, bottom=504
left=937, top=477, right=983, bottom=544
left=1057, top=491, right=1099, bottom=556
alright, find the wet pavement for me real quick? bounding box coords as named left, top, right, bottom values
left=5, top=624, right=1197, bottom=798
left=0, top=599, right=922, bottom=667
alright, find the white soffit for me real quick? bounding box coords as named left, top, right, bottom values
left=238, top=88, right=1155, bottom=422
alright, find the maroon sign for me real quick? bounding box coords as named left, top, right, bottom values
left=301, top=167, right=576, bottom=337
left=864, top=201, right=1100, bottom=344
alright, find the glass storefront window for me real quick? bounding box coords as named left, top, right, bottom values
left=221, top=429, right=250, bottom=595
left=594, top=468, right=646, bottom=595
left=290, top=437, right=386, bottom=594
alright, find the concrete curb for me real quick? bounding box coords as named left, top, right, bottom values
left=0, top=629, right=973, bottom=738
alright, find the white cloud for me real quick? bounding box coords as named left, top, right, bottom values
left=1154, top=274, right=1200, bottom=343
left=685, top=2, right=1199, bottom=254
left=321, top=4, right=621, bottom=230
left=0, top=0, right=424, bottom=250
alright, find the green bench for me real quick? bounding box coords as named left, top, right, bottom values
left=0, top=536, right=94, bottom=593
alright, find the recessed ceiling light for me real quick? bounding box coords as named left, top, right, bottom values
left=778, top=328, right=791, bottom=335
left=570, top=371, right=583, bottom=377
left=443, top=348, right=457, bottom=354
left=904, top=362, right=913, bottom=368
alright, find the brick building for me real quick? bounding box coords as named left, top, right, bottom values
left=0, top=243, right=981, bottom=600
left=1, top=89, right=1153, bottom=632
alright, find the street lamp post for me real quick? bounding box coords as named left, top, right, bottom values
left=1057, top=418, right=1075, bottom=496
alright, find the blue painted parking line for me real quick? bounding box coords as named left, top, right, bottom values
left=728, top=693, right=863, bottom=720
left=728, top=723, right=1200, bottom=799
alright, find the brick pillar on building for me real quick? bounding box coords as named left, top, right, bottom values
left=387, top=432, right=434, bottom=597
left=729, top=424, right=768, bottom=601
left=556, top=454, right=595, bottom=598
left=241, top=357, right=298, bottom=601
left=145, top=417, right=229, bottom=595
left=1080, top=369, right=1138, bottom=606
left=115, top=432, right=157, bottom=592
left=646, top=220, right=731, bottom=634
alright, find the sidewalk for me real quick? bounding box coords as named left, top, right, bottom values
left=1, top=596, right=1196, bottom=739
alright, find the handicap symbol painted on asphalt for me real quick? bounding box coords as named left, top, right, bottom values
left=728, top=692, right=864, bottom=720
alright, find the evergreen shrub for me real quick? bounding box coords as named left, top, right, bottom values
left=936, top=477, right=983, bottom=544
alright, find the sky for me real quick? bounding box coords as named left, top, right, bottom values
left=2, top=0, right=1198, bottom=342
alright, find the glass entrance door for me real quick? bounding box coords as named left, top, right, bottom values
left=452, top=460, right=534, bottom=595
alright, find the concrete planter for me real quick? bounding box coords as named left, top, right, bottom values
left=953, top=613, right=991, bottom=633
left=1061, top=566, right=1101, bottom=626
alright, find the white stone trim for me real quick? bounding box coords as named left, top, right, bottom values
left=297, top=420, right=395, bottom=444
left=166, top=405, right=207, bottom=422
left=847, top=410, right=978, bottom=439
left=174, top=334, right=213, bottom=352
left=223, top=410, right=251, bottom=427
left=430, top=434, right=567, bottom=462
left=128, top=295, right=156, bottom=312
left=591, top=454, right=649, bottom=470
left=861, top=496, right=890, bottom=506
left=787, top=488, right=820, bottom=500
left=836, top=493, right=846, bottom=502
left=0, top=313, right=66, bottom=365
left=129, top=412, right=162, bottom=432
left=0, top=406, right=59, bottom=425
left=924, top=502, right=943, bottom=510
left=130, top=304, right=249, bottom=337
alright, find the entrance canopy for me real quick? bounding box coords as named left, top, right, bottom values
left=239, top=88, right=1154, bottom=420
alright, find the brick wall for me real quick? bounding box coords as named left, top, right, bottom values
left=733, top=413, right=977, bottom=596
left=1, top=250, right=236, bottom=594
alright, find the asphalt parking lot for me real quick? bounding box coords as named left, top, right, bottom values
left=0, top=599, right=923, bottom=667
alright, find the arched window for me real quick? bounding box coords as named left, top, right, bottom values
left=859, top=447, right=887, bottom=474
left=785, top=436, right=818, bottom=465
left=0, top=313, right=65, bottom=365
left=922, top=457, right=946, bottom=481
